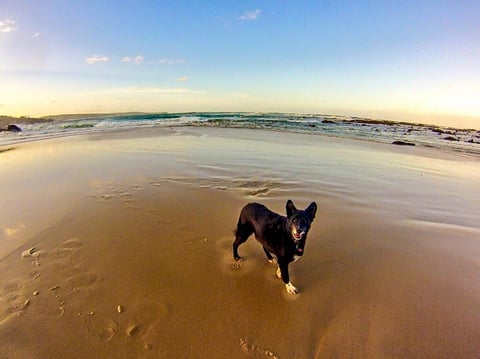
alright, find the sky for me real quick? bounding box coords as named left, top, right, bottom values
left=1, top=0, right=480, bottom=128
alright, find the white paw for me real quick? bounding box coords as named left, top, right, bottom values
left=285, top=282, right=299, bottom=294
left=276, top=267, right=282, bottom=279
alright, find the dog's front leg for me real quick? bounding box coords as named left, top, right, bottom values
left=278, top=260, right=298, bottom=294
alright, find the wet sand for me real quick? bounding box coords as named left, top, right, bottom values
left=1, top=127, right=479, bottom=358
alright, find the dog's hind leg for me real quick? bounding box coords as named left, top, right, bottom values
left=233, top=234, right=248, bottom=261
left=233, top=221, right=253, bottom=261
left=263, top=246, right=275, bottom=263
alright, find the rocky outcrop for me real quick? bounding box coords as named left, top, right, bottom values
left=392, top=140, right=415, bottom=146
left=0, top=124, right=22, bottom=132
left=442, top=136, right=460, bottom=141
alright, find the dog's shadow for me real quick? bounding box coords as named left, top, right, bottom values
left=220, top=235, right=267, bottom=269
left=215, top=235, right=304, bottom=300
left=216, top=235, right=261, bottom=276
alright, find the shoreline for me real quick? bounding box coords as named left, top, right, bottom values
left=2, top=112, right=479, bottom=158
left=1, top=127, right=479, bottom=358
left=2, top=111, right=479, bottom=131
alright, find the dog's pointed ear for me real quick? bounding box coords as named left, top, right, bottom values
left=286, top=200, right=297, bottom=217
left=305, top=202, right=317, bottom=219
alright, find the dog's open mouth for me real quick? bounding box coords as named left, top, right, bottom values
left=292, top=230, right=303, bottom=241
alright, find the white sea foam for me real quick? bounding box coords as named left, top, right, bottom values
left=1, top=113, right=479, bottom=156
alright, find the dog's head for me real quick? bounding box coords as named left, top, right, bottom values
left=286, top=200, right=317, bottom=255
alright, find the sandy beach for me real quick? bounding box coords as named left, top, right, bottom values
left=1, top=127, right=479, bottom=358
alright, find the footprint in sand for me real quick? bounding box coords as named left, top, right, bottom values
left=121, top=301, right=170, bottom=349
left=0, top=281, right=30, bottom=321
left=126, top=323, right=144, bottom=338
left=25, top=281, right=66, bottom=319
left=25, top=238, right=98, bottom=320
left=240, top=338, right=279, bottom=359
left=49, top=239, right=96, bottom=293
left=21, top=247, right=45, bottom=268
left=3, top=281, right=23, bottom=293
left=83, top=316, right=118, bottom=342
left=3, top=295, right=31, bottom=319
left=32, top=295, right=65, bottom=319
left=1, top=239, right=95, bottom=323
left=53, top=239, right=83, bottom=259
left=65, top=271, right=98, bottom=291
left=231, top=262, right=242, bottom=271
left=215, top=236, right=246, bottom=274
left=80, top=301, right=169, bottom=348
left=29, top=269, right=41, bottom=280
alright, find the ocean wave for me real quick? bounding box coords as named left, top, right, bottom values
left=1, top=112, right=479, bottom=156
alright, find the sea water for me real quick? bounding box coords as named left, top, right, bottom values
left=1, top=112, right=479, bottom=156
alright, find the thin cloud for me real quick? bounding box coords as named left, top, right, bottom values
left=90, top=87, right=204, bottom=95
left=33, top=32, right=40, bottom=38
left=134, top=55, right=145, bottom=64
left=176, top=76, right=189, bottom=82
left=159, top=58, right=186, bottom=65
left=85, top=55, right=109, bottom=64
left=216, top=16, right=233, bottom=30
left=122, top=55, right=145, bottom=65
left=0, top=19, right=16, bottom=33
left=239, top=9, right=261, bottom=21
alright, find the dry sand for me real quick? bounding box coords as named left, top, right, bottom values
left=1, top=127, right=479, bottom=358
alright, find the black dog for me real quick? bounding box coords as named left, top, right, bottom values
left=233, top=200, right=317, bottom=294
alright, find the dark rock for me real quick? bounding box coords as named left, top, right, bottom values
left=7, top=124, right=22, bottom=132
left=392, top=140, right=415, bottom=146
left=443, top=136, right=460, bottom=141
left=321, top=119, right=336, bottom=124
left=431, top=128, right=458, bottom=135
left=0, top=124, right=22, bottom=132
